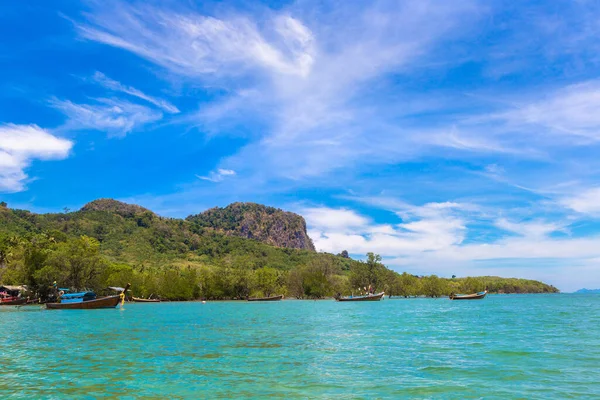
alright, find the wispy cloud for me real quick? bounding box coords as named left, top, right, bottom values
left=196, top=168, right=236, bottom=183
left=0, top=124, right=72, bottom=192
left=76, top=5, right=315, bottom=78
left=492, top=81, right=600, bottom=141
left=50, top=97, right=162, bottom=137
left=495, top=218, right=566, bottom=238
left=92, top=71, right=179, bottom=113
left=73, top=0, right=481, bottom=178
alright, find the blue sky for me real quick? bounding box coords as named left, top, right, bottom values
left=2, top=0, right=600, bottom=291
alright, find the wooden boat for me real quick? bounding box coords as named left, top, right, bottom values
left=449, top=290, right=488, bottom=300
left=0, top=285, right=28, bottom=306
left=46, top=284, right=130, bottom=310
left=336, top=292, right=385, bottom=302
left=0, top=296, right=28, bottom=306
left=132, top=297, right=161, bottom=303
left=247, top=294, right=284, bottom=302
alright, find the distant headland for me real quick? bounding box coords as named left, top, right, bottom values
left=575, top=288, right=600, bottom=294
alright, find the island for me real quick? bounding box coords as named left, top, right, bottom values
left=0, top=199, right=559, bottom=301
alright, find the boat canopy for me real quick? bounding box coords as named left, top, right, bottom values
left=0, top=285, right=27, bottom=295
left=60, top=291, right=97, bottom=304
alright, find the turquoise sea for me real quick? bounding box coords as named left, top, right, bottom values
left=1, top=294, right=599, bottom=399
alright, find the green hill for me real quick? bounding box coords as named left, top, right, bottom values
left=187, top=202, right=316, bottom=251
left=0, top=199, right=559, bottom=300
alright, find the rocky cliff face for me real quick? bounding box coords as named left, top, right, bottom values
left=186, top=202, right=316, bottom=252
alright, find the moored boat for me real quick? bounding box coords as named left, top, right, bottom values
left=132, top=297, right=161, bottom=303
left=247, top=294, right=284, bottom=302
left=0, top=296, right=28, bottom=306
left=46, top=284, right=130, bottom=310
left=449, top=290, right=488, bottom=300
left=0, top=285, right=28, bottom=306
left=335, top=292, right=385, bottom=302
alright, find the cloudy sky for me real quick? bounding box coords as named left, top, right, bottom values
left=2, top=0, right=600, bottom=291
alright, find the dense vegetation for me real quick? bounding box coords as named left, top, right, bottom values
left=0, top=200, right=559, bottom=300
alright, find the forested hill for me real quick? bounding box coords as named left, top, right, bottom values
left=0, top=200, right=559, bottom=300
left=187, top=202, right=315, bottom=251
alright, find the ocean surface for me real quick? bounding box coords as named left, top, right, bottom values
left=1, top=294, right=599, bottom=399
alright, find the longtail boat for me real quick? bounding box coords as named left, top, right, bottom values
left=336, top=292, right=385, bottom=302
left=247, top=294, right=284, bottom=302
left=0, top=295, right=28, bottom=306
left=132, top=297, right=161, bottom=303
left=0, top=285, right=28, bottom=306
left=46, top=283, right=130, bottom=310
left=449, top=290, right=487, bottom=300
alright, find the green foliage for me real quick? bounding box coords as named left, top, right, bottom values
left=254, top=267, right=281, bottom=297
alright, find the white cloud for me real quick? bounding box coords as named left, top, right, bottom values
left=0, top=124, right=72, bottom=192
left=50, top=97, right=162, bottom=137
left=77, top=6, right=315, bottom=77
left=92, top=72, right=179, bottom=113
left=496, top=81, right=600, bottom=140
left=303, top=207, right=370, bottom=232
left=307, top=201, right=469, bottom=254
left=560, top=187, right=600, bottom=215
left=425, top=127, right=544, bottom=157
left=305, top=201, right=600, bottom=291
left=495, top=218, right=565, bottom=238
left=196, top=168, right=236, bottom=183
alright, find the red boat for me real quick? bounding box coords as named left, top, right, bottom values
left=0, top=286, right=28, bottom=306
left=0, top=295, right=27, bottom=306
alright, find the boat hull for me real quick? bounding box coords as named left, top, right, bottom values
left=247, top=295, right=284, bottom=302
left=336, top=292, right=385, bottom=302
left=0, top=298, right=28, bottom=306
left=46, top=294, right=121, bottom=309
left=450, top=291, right=487, bottom=300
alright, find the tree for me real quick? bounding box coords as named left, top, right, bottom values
left=287, top=268, right=305, bottom=298
left=340, top=250, right=349, bottom=258
left=350, top=253, right=384, bottom=292
left=0, top=234, right=12, bottom=267
left=45, top=236, right=107, bottom=290
left=422, top=275, right=446, bottom=297
left=302, top=269, right=330, bottom=298
left=254, top=267, right=280, bottom=297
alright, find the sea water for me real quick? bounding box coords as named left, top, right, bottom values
left=1, top=294, right=599, bottom=399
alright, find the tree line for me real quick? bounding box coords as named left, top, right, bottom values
left=0, top=232, right=558, bottom=300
